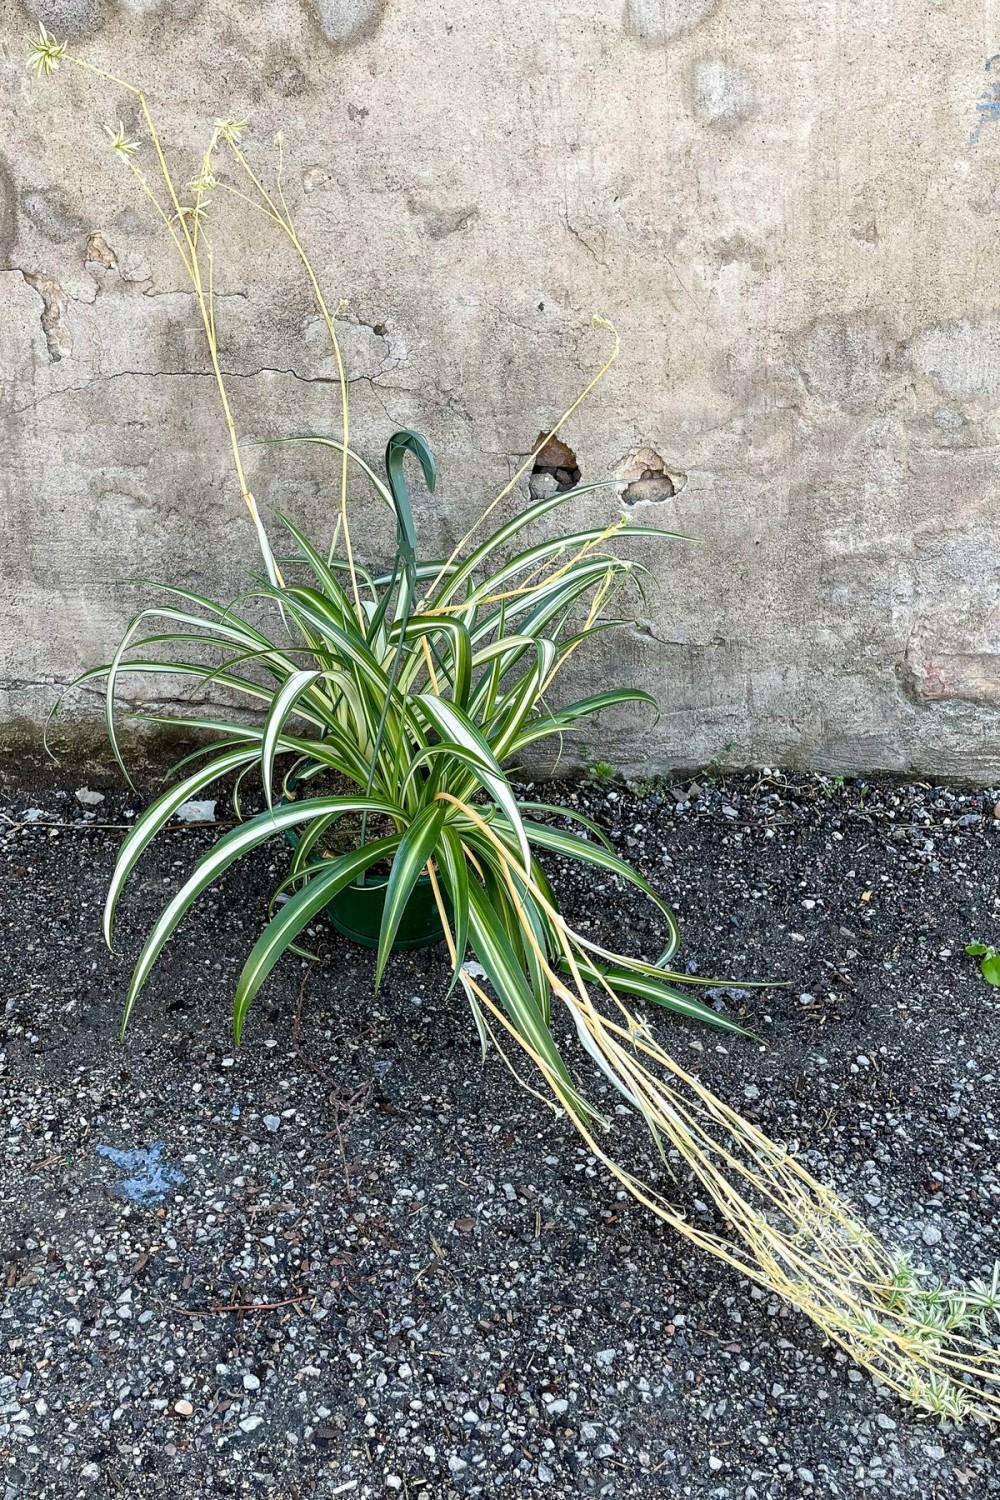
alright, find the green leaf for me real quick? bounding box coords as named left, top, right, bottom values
left=361, top=430, right=436, bottom=805
left=161, top=737, right=253, bottom=782
left=516, top=800, right=614, bottom=852
left=400, top=739, right=498, bottom=810
left=562, top=956, right=749, bottom=1034
left=120, top=796, right=400, bottom=1035
left=508, top=687, right=658, bottom=758
left=393, top=613, right=472, bottom=706
left=276, top=513, right=354, bottom=608
left=232, top=835, right=400, bottom=1043
left=527, top=687, right=657, bottom=736
left=284, top=809, right=345, bottom=882
left=261, top=669, right=324, bottom=807
left=506, top=867, right=554, bottom=1028
left=272, top=587, right=386, bottom=679
left=427, top=480, right=623, bottom=609
left=136, top=581, right=278, bottom=649
left=980, top=952, right=1000, bottom=987
left=470, top=556, right=627, bottom=648
left=87, top=597, right=308, bottom=782
left=62, top=658, right=279, bottom=713
left=466, top=879, right=587, bottom=1119
left=386, top=427, right=435, bottom=506
left=412, top=693, right=530, bottom=871
left=132, top=713, right=373, bottom=788
left=522, top=820, right=681, bottom=965
left=103, top=745, right=260, bottom=949
left=274, top=433, right=395, bottom=506
left=437, top=825, right=471, bottom=995
left=489, top=640, right=557, bottom=760
left=472, top=522, right=687, bottom=600
left=366, top=430, right=424, bottom=640
left=375, top=802, right=447, bottom=986
left=965, top=941, right=1000, bottom=985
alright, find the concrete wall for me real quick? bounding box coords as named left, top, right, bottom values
left=3, top=0, right=1000, bottom=777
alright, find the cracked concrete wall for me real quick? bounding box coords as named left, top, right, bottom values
left=3, top=0, right=1000, bottom=777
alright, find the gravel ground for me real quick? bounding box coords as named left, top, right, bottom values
left=2, top=769, right=1000, bottom=1499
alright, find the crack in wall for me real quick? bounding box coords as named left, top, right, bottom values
left=561, top=211, right=607, bottom=270
left=5, top=363, right=406, bottom=420
left=630, top=620, right=725, bottom=649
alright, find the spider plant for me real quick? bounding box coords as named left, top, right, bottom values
left=33, top=27, right=1000, bottom=1427
left=84, top=427, right=730, bottom=1084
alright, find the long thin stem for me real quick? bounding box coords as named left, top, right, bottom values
left=421, top=318, right=621, bottom=607
left=64, top=54, right=282, bottom=588
left=431, top=792, right=1000, bottom=1422
left=223, top=139, right=359, bottom=624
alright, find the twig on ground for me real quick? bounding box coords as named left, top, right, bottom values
left=164, top=1293, right=314, bottom=1316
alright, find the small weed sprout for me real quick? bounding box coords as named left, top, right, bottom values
left=966, top=942, right=1000, bottom=987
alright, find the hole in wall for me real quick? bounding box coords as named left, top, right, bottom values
left=529, top=430, right=581, bottom=499
left=621, top=445, right=682, bottom=506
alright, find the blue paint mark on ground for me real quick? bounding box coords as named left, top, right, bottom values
left=971, top=55, right=1000, bottom=143
left=95, top=1143, right=186, bottom=1206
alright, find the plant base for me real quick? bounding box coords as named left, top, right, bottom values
left=326, top=873, right=446, bottom=951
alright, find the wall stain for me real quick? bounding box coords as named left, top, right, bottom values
left=908, top=316, right=1000, bottom=403
left=902, top=643, right=1000, bottom=709
left=406, top=188, right=480, bottom=241
left=713, top=234, right=767, bottom=271
left=692, top=59, right=755, bottom=125
left=0, top=154, right=15, bottom=266
left=308, top=0, right=385, bottom=47
left=119, top=0, right=203, bottom=15
left=626, top=0, right=718, bottom=44
left=20, top=187, right=86, bottom=245
left=86, top=232, right=118, bottom=269
left=32, top=0, right=111, bottom=41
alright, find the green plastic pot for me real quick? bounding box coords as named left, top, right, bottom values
left=325, top=871, right=446, bottom=951
left=280, top=795, right=446, bottom=951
